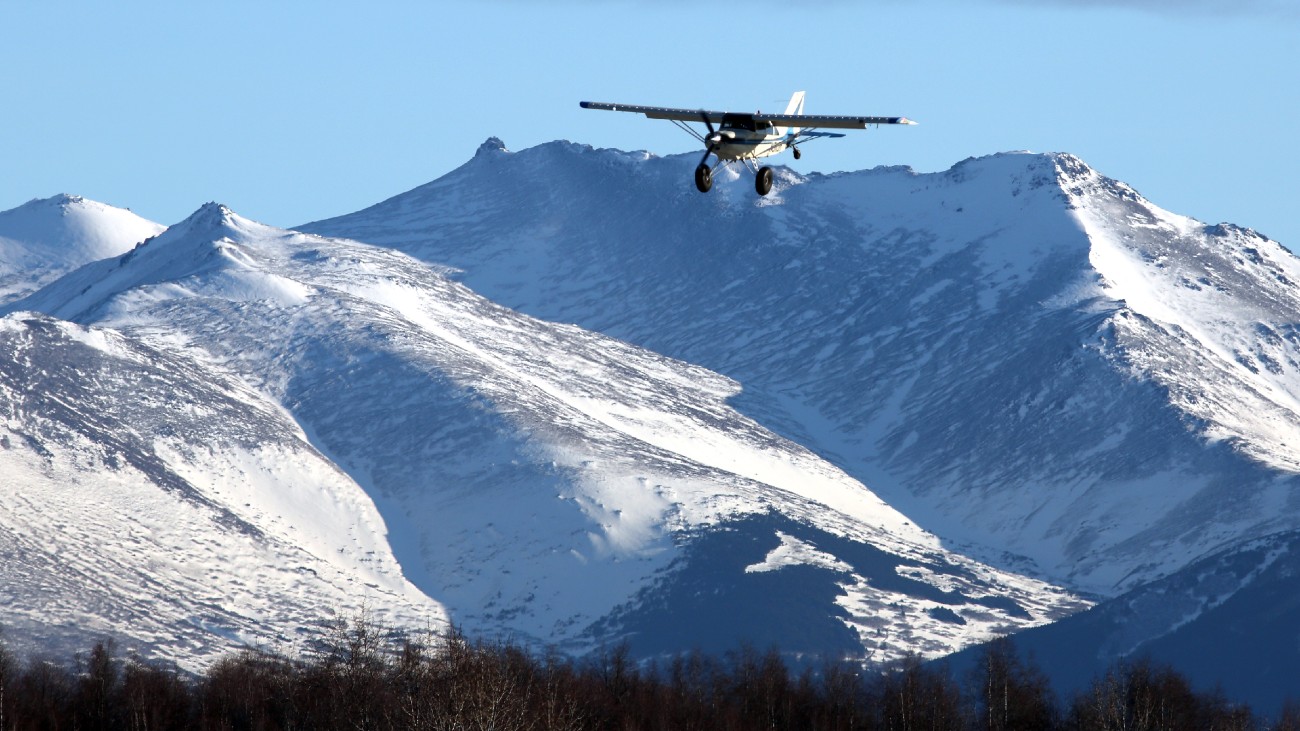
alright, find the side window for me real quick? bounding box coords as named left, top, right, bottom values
left=723, top=113, right=759, bottom=131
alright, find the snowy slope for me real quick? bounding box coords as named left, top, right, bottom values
left=6, top=202, right=1084, bottom=664
left=951, top=529, right=1300, bottom=716
left=10, top=140, right=1296, bottom=680
left=0, top=312, right=442, bottom=668
left=0, top=195, right=164, bottom=304
left=1068, top=158, right=1300, bottom=473
left=303, top=141, right=1300, bottom=599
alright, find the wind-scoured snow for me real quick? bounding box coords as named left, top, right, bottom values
left=1064, top=158, right=1300, bottom=472
left=0, top=195, right=164, bottom=304
left=304, top=141, right=1300, bottom=599
left=10, top=139, right=1295, bottom=680
left=0, top=313, right=443, bottom=668
left=6, top=200, right=1084, bottom=665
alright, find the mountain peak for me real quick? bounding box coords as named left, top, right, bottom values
left=183, top=201, right=237, bottom=228
left=18, top=194, right=153, bottom=220
left=40, top=193, right=86, bottom=209
left=11, top=194, right=109, bottom=219
left=3, top=202, right=304, bottom=323
left=156, top=202, right=270, bottom=248
left=0, top=195, right=165, bottom=305
left=476, top=136, right=509, bottom=157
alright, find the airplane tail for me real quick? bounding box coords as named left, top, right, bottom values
left=778, top=91, right=806, bottom=137
left=784, top=91, right=806, bottom=116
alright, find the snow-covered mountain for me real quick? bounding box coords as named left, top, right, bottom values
left=5, top=137, right=1299, bottom=697
left=3, top=199, right=1083, bottom=665
left=0, top=194, right=163, bottom=304
left=304, top=140, right=1300, bottom=600
left=0, top=311, right=442, bottom=668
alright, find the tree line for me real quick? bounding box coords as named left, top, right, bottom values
left=0, top=619, right=1295, bottom=731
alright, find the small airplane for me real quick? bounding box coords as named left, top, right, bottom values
left=580, top=91, right=916, bottom=196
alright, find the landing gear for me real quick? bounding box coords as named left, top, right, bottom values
left=792, top=147, right=802, bottom=160
left=695, top=164, right=713, bottom=193
left=690, top=159, right=773, bottom=196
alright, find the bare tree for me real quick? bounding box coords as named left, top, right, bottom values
left=1275, top=701, right=1300, bottom=731
left=877, top=655, right=966, bottom=731
left=122, top=656, right=191, bottom=731
left=16, top=657, right=75, bottom=731
left=74, top=640, right=121, bottom=731
left=0, top=630, right=11, bottom=731
left=971, top=637, right=1056, bottom=731
left=1064, top=658, right=1255, bottom=731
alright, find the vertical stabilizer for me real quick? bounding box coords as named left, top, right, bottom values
left=778, top=91, right=806, bottom=136
left=784, top=91, right=806, bottom=116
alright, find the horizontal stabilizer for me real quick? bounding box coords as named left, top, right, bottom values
left=797, top=130, right=847, bottom=140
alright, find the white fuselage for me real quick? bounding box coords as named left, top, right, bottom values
left=713, top=127, right=792, bottom=161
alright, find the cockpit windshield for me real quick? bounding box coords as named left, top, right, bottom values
left=721, top=113, right=771, bottom=132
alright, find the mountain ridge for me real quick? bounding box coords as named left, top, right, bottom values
left=303, top=141, right=1300, bottom=597
left=4, top=141, right=1298, bottom=705
left=0, top=310, right=443, bottom=668
left=0, top=194, right=164, bottom=304
left=5, top=193, right=1082, bottom=665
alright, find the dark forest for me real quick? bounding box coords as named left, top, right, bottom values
left=0, top=618, right=1294, bottom=731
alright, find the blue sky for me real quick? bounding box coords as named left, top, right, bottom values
left=2, top=1, right=1297, bottom=246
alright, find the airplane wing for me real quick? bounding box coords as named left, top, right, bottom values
left=761, top=113, right=917, bottom=129
left=580, top=102, right=917, bottom=129
left=580, top=101, right=727, bottom=125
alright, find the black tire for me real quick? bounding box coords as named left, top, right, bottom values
left=695, top=164, right=713, bottom=193
left=755, top=166, right=774, bottom=196
left=792, top=147, right=802, bottom=160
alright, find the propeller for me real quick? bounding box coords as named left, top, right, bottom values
left=699, top=110, right=722, bottom=168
